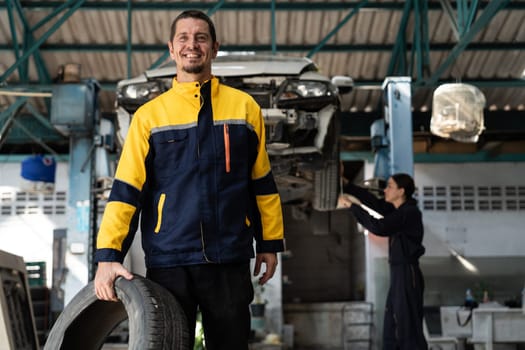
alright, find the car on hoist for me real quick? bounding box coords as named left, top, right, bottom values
left=115, top=54, right=353, bottom=211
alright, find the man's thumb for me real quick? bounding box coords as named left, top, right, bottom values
left=119, top=267, right=134, bottom=280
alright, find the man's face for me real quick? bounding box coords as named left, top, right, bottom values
left=168, top=17, right=218, bottom=81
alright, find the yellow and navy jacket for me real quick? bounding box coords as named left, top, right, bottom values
left=95, top=77, right=284, bottom=268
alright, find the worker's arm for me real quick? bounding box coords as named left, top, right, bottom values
left=349, top=203, right=410, bottom=237
left=250, top=107, right=285, bottom=253
left=95, top=106, right=150, bottom=264
left=344, top=183, right=394, bottom=215
left=94, top=262, right=134, bottom=301
left=337, top=193, right=361, bottom=209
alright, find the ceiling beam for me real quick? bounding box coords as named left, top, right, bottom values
left=7, top=0, right=54, bottom=84
left=1, top=1, right=524, bottom=11
left=2, top=42, right=523, bottom=53
left=306, top=0, right=368, bottom=57
left=0, top=0, right=86, bottom=83
left=0, top=96, right=28, bottom=150
left=427, top=0, right=511, bottom=85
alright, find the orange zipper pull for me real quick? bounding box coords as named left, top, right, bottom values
left=223, top=123, right=231, bottom=173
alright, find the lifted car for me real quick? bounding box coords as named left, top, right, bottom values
left=115, top=54, right=353, bottom=211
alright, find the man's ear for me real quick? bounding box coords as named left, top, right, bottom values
left=167, top=41, right=175, bottom=59
left=212, top=41, right=220, bottom=58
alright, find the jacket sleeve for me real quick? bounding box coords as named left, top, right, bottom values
left=350, top=204, right=405, bottom=237
left=94, top=108, right=151, bottom=263
left=344, top=183, right=394, bottom=216
left=249, top=105, right=285, bottom=253
left=350, top=202, right=422, bottom=239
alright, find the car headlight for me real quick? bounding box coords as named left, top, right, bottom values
left=276, top=80, right=338, bottom=111
left=117, top=81, right=167, bottom=113
left=280, top=80, right=335, bottom=99
left=118, top=81, right=164, bottom=100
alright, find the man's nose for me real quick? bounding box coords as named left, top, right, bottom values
left=187, top=37, right=199, bottom=47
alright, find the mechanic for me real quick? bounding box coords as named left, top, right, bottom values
left=94, top=10, right=285, bottom=350
left=338, top=173, right=428, bottom=350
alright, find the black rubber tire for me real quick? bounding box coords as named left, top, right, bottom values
left=311, top=110, right=342, bottom=211
left=44, top=274, right=189, bottom=350
left=313, top=159, right=339, bottom=211
left=321, top=110, right=342, bottom=161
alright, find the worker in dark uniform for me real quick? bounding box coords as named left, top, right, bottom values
left=338, top=173, right=428, bottom=350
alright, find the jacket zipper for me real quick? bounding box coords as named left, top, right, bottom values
left=223, top=123, right=231, bottom=173
left=154, top=193, right=166, bottom=233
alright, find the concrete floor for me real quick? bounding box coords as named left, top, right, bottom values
left=101, top=339, right=525, bottom=350
left=100, top=343, right=284, bottom=350
left=101, top=344, right=284, bottom=350
left=101, top=345, right=127, bottom=350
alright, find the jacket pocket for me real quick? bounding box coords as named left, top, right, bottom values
left=154, top=193, right=166, bottom=233
left=152, top=129, right=189, bottom=178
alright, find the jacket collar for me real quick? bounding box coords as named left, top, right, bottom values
left=171, top=76, right=218, bottom=92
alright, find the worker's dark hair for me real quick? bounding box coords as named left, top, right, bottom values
left=170, top=10, right=217, bottom=44
left=391, top=173, right=415, bottom=199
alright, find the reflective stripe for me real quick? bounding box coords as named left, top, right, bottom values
left=154, top=193, right=166, bottom=233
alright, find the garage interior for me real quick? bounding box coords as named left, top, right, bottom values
left=1, top=1, right=525, bottom=350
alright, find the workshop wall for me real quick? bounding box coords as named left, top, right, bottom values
left=281, top=206, right=366, bottom=303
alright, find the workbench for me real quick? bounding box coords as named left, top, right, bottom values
left=470, top=308, right=525, bottom=350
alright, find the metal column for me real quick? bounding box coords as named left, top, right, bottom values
left=377, top=76, right=414, bottom=179
left=50, top=81, right=99, bottom=304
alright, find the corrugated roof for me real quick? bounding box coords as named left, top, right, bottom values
left=1, top=1, right=524, bottom=145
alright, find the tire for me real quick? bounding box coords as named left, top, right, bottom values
left=313, top=159, right=339, bottom=211
left=321, top=110, right=341, bottom=161
left=44, top=274, right=189, bottom=350
left=313, top=112, right=341, bottom=211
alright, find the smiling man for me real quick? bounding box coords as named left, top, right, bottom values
left=168, top=11, right=218, bottom=79
left=94, top=10, right=285, bottom=350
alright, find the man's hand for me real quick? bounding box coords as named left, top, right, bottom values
left=94, top=262, right=134, bottom=301
left=253, top=252, right=277, bottom=285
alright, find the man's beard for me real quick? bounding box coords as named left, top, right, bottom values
left=183, top=63, right=205, bottom=74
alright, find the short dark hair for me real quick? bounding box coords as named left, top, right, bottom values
left=391, top=173, right=415, bottom=199
left=170, top=10, right=217, bottom=43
